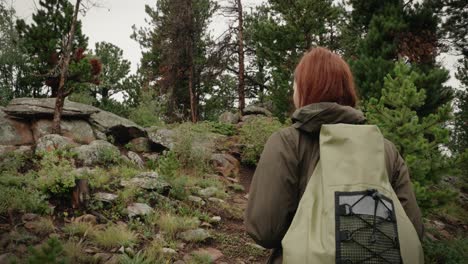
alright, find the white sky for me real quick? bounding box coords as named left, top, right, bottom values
left=11, top=0, right=462, bottom=88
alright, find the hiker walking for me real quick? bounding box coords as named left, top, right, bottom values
left=245, top=47, right=424, bottom=264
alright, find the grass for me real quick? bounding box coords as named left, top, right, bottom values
left=424, top=237, right=468, bottom=264
left=62, top=222, right=94, bottom=237
left=92, top=224, right=138, bottom=249
left=63, top=240, right=94, bottom=263
left=29, top=218, right=55, bottom=236
left=188, top=252, right=213, bottom=264
left=156, top=213, right=200, bottom=238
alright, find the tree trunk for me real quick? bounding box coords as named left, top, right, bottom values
left=187, top=0, right=197, bottom=123
left=52, top=0, right=81, bottom=134
left=237, top=0, right=245, bottom=114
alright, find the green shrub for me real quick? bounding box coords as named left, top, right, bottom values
left=27, top=237, right=67, bottom=264
left=239, top=116, right=284, bottom=165
left=0, top=185, right=49, bottom=215
left=424, top=237, right=468, bottom=264
left=157, top=213, right=199, bottom=238
left=35, top=151, right=78, bottom=194
left=157, top=151, right=180, bottom=179
left=0, top=152, right=29, bottom=173
left=128, top=92, right=166, bottom=127
left=62, top=222, right=94, bottom=237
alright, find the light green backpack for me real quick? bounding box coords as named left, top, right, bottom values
left=282, top=124, right=423, bottom=263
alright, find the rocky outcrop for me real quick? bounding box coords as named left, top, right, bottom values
left=147, top=128, right=175, bottom=150
left=72, top=140, right=120, bottom=166
left=219, top=112, right=240, bottom=124
left=211, top=153, right=240, bottom=177
left=4, top=98, right=99, bottom=118
left=89, top=110, right=146, bottom=144
left=242, top=105, right=272, bottom=117
left=35, top=134, right=77, bottom=153
left=0, top=109, right=34, bottom=146
left=31, top=119, right=95, bottom=144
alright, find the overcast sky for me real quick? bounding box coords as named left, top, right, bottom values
left=11, top=0, right=462, bottom=88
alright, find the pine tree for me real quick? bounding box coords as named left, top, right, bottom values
left=16, top=0, right=89, bottom=97
left=345, top=0, right=453, bottom=117
left=244, top=0, right=345, bottom=120
left=366, top=62, right=455, bottom=210
left=132, top=0, right=219, bottom=122
left=90, top=42, right=131, bottom=105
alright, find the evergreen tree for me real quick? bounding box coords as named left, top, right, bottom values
left=244, top=0, right=345, bottom=120
left=16, top=0, right=89, bottom=97
left=345, top=0, right=453, bottom=116
left=132, top=0, right=219, bottom=121
left=90, top=41, right=131, bottom=105
left=366, top=62, right=454, bottom=210
left=0, top=1, right=38, bottom=104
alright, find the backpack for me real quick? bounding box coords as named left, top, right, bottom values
left=281, top=124, right=423, bottom=263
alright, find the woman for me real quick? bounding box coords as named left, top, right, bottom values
left=245, top=47, right=423, bottom=263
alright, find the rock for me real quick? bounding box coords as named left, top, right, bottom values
left=192, top=133, right=227, bottom=154
left=147, top=128, right=175, bottom=150
left=243, top=105, right=272, bottom=116
left=240, top=114, right=265, bottom=123
left=21, top=213, right=40, bottom=222
left=161, top=248, right=177, bottom=255
left=127, top=151, right=144, bottom=168
left=74, top=214, right=97, bottom=225
left=142, top=153, right=160, bottom=162
left=137, top=171, right=159, bottom=178
left=433, top=220, right=446, bottom=229
left=208, top=197, right=225, bottom=204
left=120, top=175, right=171, bottom=194
left=128, top=137, right=152, bottom=152
left=93, top=253, right=113, bottom=262
left=211, top=216, right=221, bottom=223
left=179, top=229, right=211, bottom=242
left=192, top=248, right=224, bottom=262
left=188, top=195, right=205, bottom=206
left=0, top=253, right=13, bottom=264
left=35, top=134, right=76, bottom=153
left=211, top=153, right=240, bottom=177
left=31, top=119, right=95, bottom=144
left=219, top=112, right=240, bottom=124
left=89, top=110, right=147, bottom=144
left=127, top=203, right=153, bottom=217
left=94, top=192, right=118, bottom=203
left=0, top=109, right=34, bottom=146
left=14, top=145, right=33, bottom=155
left=104, top=254, right=120, bottom=264
left=4, top=98, right=99, bottom=118
left=198, top=187, right=219, bottom=198
left=0, top=145, right=16, bottom=156
left=173, top=261, right=185, bottom=264
left=247, top=242, right=266, bottom=251
left=72, top=140, right=120, bottom=166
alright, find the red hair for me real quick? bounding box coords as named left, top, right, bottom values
left=294, top=47, right=357, bottom=108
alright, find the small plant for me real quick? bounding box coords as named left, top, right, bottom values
left=189, top=252, right=213, bottom=264
left=229, top=183, right=245, bottom=193
left=424, top=237, right=468, bottom=264
left=29, top=217, right=55, bottom=236
left=62, top=222, right=94, bottom=237
left=239, top=116, right=283, bottom=165
left=92, top=224, right=138, bottom=249
left=0, top=152, right=28, bottom=173
left=97, top=147, right=121, bottom=165
left=157, top=151, right=180, bottom=179
left=27, top=237, right=67, bottom=264
left=63, top=240, right=93, bottom=263
left=120, top=251, right=154, bottom=264
left=157, top=213, right=199, bottom=238
left=86, top=168, right=112, bottom=189
left=35, top=150, right=78, bottom=194
left=0, top=185, right=49, bottom=215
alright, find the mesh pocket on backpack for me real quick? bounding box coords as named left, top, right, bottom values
left=335, top=190, right=402, bottom=264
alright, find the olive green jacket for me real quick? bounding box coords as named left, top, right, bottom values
left=245, top=103, right=424, bottom=264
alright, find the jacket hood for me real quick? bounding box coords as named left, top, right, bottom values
left=291, top=102, right=366, bottom=133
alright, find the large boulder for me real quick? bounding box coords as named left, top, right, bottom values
left=0, top=109, right=34, bottom=146
left=31, top=119, right=95, bottom=144
left=211, top=153, right=240, bottom=177
left=147, top=128, right=175, bottom=150
left=72, top=140, right=120, bottom=166
left=35, top=134, right=76, bottom=153
left=4, top=98, right=99, bottom=118
left=89, top=110, right=147, bottom=144
left=242, top=105, right=272, bottom=117
left=219, top=112, right=240, bottom=124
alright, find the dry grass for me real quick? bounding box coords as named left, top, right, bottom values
left=92, top=224, right=138, bottom=249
